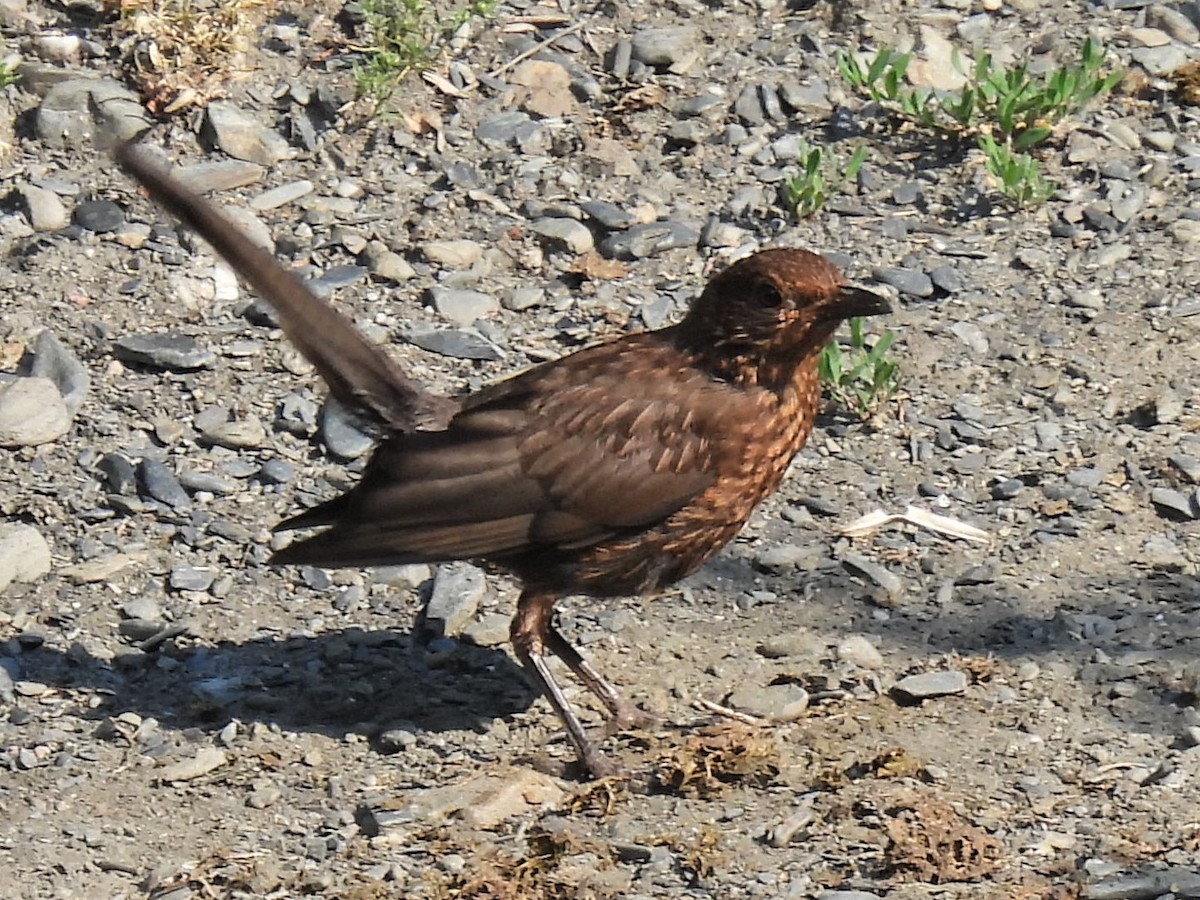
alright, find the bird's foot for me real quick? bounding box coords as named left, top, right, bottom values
left=605, top=701, right=660, bottom=734
left=579, top=745, right=623, bottom=779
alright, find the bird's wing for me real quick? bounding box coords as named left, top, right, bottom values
left=272, top=346, right=728, bottom=567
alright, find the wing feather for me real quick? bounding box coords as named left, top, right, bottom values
left=274, top=341, right=738, bottom=567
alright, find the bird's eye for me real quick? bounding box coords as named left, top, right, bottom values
left=753, top=282, right=784, bottom=308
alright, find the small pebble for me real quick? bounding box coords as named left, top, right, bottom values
left=892, top=670, right=969, bottom=701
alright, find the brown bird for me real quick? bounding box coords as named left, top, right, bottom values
left=115, top=142, right=890, bottom=777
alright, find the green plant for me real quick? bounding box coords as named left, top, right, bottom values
left=978, top=134, right=1054, bottom=207
left=0, top=63, right=18, bottom=89
left=819, top=318, right=899, bottom=418
left=783, top=142, right=868, bottom=218
left=837, top=38, right=1123, bottom=207
left=354, top=0, right=496, bottom=101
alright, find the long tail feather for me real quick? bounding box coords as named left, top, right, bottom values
left=114, top=141, right=453, bottom=433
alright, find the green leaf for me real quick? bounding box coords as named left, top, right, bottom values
left=843, top=144, right=868, bottom=179
left=1013, top=125, right=1052, bottom=150
left=867, top=49, right=893, bottom=84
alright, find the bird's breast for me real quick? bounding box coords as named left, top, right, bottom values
left=557, top=374, right=822, bottom=598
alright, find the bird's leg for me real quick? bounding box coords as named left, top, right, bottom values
left=543, top=624, right=657, bottom=731
left=510, top=590, right=616, bottom=778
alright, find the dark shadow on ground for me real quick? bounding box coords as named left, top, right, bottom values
left=7, top=555, right=1198, bottom=752
left=12, top=625, right=539, bottom=747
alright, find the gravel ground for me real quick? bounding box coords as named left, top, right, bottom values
left=2, top=0, right=1200, bottom=897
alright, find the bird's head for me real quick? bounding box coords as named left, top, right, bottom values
left=677, top=248, right=890, bottom=387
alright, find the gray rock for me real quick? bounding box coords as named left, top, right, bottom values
left=677, top=94, right=725, bottom=117
left=247, top=784, right=282, bottom=809
left=530, top=217, right=594, bottom=254
left=259, top=459, right=296, bottom=485
left=430, top=286, right=499, bottom=326
left=779, top=78, right=832, bottom=113
left=18, top=183, right=68, bottom=232
left=195, top=409, right=268, bottom=449
left=1150, top=487, right=1199, bottom=520
left=462, top=613, right=512, bottom=648
left=871, top=266, right=933, bottom=298
left=837, top=635, right=885, bottom=669
left=760, top=82, right=786, bottom=121
left=0, top=523, right=52, bottom=591
left=137, top=459, right=192, bottom=509
left=276, top=393, right=318, bottom=434
left=1147, top=3, right=1200, bottom=42
left=363, top=241, right=415, bottom=282
left=1066, top=289, right=1105, bottom=312
left=841, top=554, right=903, bottom=595
left=726, top=683, right=809, bottom=720
left=443, top=161, right=480, bottom=189
left=175, top=160, right=267, bottom=193
left=699, top=219, right=749, bottom=249
left=1169, top=219, right=1200, bottom=246
left=892, top=670, right=969, bottom=701
left=1170, top=454, right=1200, bottom=484
left=250, top=180, right=315, bottom=211
left=178, top=469, right=238, bottom=496
left=1130, top=44, right=1189, bottom=76
left=502, top=286, right=544, bottom=311
left=30, top=331, right=89, bottom=416
left=893, top=182, right=923, bottom=205
left=170, top=566, right=216, bottom=592
left=1082, top=868, right=1200, bottom=899
left=991, top=477, right=1024, bottom=500
left=320, top=401, right=375, bottom=460
left=306, top=265, right=368, bottom=298
left=476, top=112, right=531, bottom=147
left=202, top=101, right=291, bottom=166
left=74, top=200, right=124, bottom=233
left=374, top=563, right=432, bottom=589
left=734, top=84, right=765, bottom=125
left=630, top=26, right=699, bottom=71
left=609, top=39, right=633, bottom=78
left=0, top=377, right=70, bottom=446
left=753, top=543, right=820, bottom=572
left=122, top=594, right=162, bottom=621
left=949, top=322, right=987, bottom=354
left=422, top=240, right=484, bottom=268
left=114, top=334, right=216, bottom=370
left=241, top=298, right=278, bottom=328
left=0, top=664, right=15, bottom=704
left=667, top=120, right=709, bottom=144
left=1156, top=389, right=1184, bottom=424
left=425, top=563, right=487, bottom=638
left=929, top=265, right=964, bottom=293
left=377, top=723, right=419, bottom=753
left=1035, top=422, right=1063, bottom=450
left=36, top=77, right=149, bottom=148
left=404, top=326, right=503, bottom=361
left=98, top=453, right=138, bottom=494
left=599, top=221, right=700, bottom=259
left=756, top=631, right=820, bottom=659
left=580, top=200, right=635, bottom=230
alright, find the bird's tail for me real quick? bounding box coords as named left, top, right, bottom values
left=113, top=141, right=452, bottom=433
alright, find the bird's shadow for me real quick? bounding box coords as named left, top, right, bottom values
left=9, top=557, right=1199, bottom=754
left=16, top=621, right=539, bottom=751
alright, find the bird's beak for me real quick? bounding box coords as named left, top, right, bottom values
left=824, top=284, right=891, bottom=321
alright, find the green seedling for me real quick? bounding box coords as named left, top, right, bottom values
left=819, top=318, right=899, bottom=419
left=783, top=142, right=868, bottom=219
left=354, top=0, right=496, bottom=102
left=838, top=38, right=1123, bottom=207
